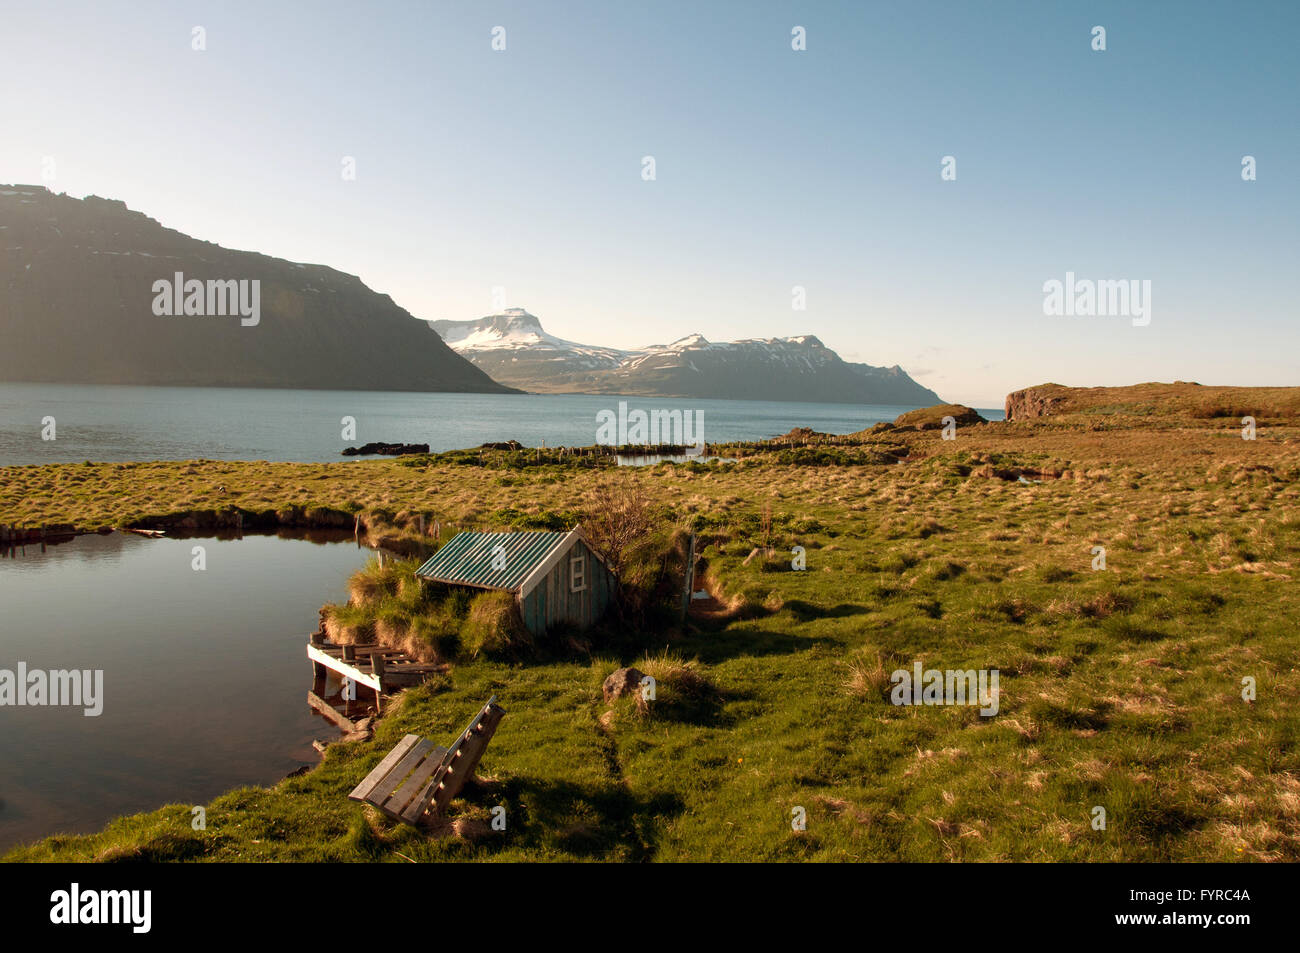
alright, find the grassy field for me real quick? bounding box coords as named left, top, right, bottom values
left=3, top=407, right=1299, bottom=862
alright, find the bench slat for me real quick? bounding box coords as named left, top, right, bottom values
left=404, top=701, right=505, bottom=823
left=348, top=734, right=419, bottom=802
left=431, top=705, right=505, bottom=816
left=349, top=698, right=506, bottom=826
left=383, top=744, right=448, bottom=817
left=364, top=738, right=437, bottom=807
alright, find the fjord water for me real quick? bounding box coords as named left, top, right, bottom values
left=0, top=383, right=1003, bottom=465
left=0, top=531, right=373, bottom=853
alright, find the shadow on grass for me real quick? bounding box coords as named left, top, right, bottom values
left=94, top=831, right=214, bottom=863
left=1105, top=617, right=1171, bottom=643
left=782, top=600, right=871, bottom=623
left=684, top=626, right=835, bottom=665
left=1027, top=697, right=1114, bottom=732
left=498, top=776, right=684, bottom=861
left=607, top=684, right=757, bottom=728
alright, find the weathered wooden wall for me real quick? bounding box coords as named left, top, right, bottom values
left=519, top=539, right=615, bottom=634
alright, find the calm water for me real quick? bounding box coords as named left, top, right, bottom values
left=0, top=383, right=1004, bottom=465
left=0, top=531, right=374, bottom=853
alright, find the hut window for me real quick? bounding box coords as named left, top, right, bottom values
left=570, top=552, right=587, bottom=592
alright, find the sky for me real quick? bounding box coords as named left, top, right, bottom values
left=1, top=0, right=1296, bottom=407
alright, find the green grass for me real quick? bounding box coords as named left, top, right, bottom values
left=4, top=417, right=1300, bottom=861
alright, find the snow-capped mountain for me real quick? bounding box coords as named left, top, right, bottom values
left=432, top=309, right=625, bottom=363
left=430, top=310, right=943, bottom=405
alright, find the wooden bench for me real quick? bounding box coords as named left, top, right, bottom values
left=348, top=696, right=506, bottom=825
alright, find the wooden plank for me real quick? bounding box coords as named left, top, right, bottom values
left=306, top=690, right=357, bottom=732
left=363, top=738, right=437, bottom=806
left=308, top=643, right=381, bottom=692
left=402, top=727, right=480, bottom=823
left=378, top=674, right=435, bottom=687
left=381, top=744, right=448, bottom=817
left=427, top=705, right=505, bottom=818
left=349, top=697, right=506, bottom=825
left=348, top=734, right=420, bottom=802
left=406, top=698, right=505, bottom=823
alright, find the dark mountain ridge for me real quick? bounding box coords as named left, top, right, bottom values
left=0, top=186, right=514, bottom=393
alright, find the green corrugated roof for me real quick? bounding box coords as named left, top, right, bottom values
left=415, top=531, right=572, bottom=592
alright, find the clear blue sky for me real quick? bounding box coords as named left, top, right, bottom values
left=2, top=0, right=1295, bottom=406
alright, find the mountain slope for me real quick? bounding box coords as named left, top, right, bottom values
left=0, top=186, right=515, bottom=393
left=433, top=310, right=943, bottom=405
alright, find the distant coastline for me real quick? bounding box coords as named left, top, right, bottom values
left=0, top=382, right=986, bottom=467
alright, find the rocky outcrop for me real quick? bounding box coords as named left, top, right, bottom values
left=1005, top=386, right=1066, bottom=421
left=893, top=403, right=986, bottom=430
left=1005, top=382, right=1300, bottom=422
left=341, top=442, right=430, bottom=456
left=772, top=427, right=832, bottom=443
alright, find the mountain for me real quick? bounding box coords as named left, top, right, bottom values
left=431, top=309, right=627, bottom=369
left=430, top=309, right=943, bottom=405
left=0, top=186, right=515, bottom=393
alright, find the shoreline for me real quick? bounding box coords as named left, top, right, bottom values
left=3, top=403, right=1299, bottom=862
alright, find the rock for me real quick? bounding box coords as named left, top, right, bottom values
left=773, top=426, right=832, bottom=444
left=892, top=404, right=986, bottom=430
left=480, top=440, right=524, bottom=451
left=602, top=666, right=646, bottom=703
left=342, top=442, right=430, bottom=457
left=1004, top=386, right=1065, bottom=421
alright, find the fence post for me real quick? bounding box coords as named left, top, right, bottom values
left=680, top=533, right=697, bottom=621
left=371, top=650, right=386, bottom=697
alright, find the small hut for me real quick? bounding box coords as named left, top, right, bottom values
left=414, top=526, right=616, bottom=635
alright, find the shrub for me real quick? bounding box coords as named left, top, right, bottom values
left=460, top=590, right=530, bottom=658
left=843, top=650, right=894, bottom=702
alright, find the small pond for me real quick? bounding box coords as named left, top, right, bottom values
left=0, top=530, right=374, bottom=853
